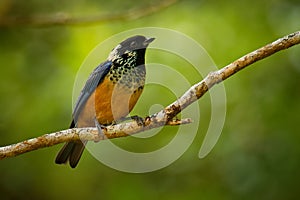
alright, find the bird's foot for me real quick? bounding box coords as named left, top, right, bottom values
left=129, top=115, right=145, bottom=126
left=94, top=118, right=106, bottom=141
left=117, top=115, right=145, bottom=126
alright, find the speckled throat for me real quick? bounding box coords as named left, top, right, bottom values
left=107, top=50, right=146, bottom=92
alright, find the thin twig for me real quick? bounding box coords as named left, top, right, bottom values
left=0, top=0, right=177, bottom=27
left=0, top=31, right=299, bottom=160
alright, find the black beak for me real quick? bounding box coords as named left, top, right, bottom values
left=143, top=37, right=155, bottom=46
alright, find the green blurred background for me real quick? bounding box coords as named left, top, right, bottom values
left=0, top=0, right=300, bottom=199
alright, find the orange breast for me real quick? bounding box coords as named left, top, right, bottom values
left=76, top=76, right=143, bottom=127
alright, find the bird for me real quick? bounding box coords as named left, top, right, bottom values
left=55, top=35, right=155, bottom=168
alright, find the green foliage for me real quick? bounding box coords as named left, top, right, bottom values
left=0, top=0, right=300, bottom=199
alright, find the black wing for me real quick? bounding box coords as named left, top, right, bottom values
left=71, top=61, right=112, bottom=127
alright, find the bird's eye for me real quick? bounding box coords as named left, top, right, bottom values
left=130, top=41, right=137, bottom=48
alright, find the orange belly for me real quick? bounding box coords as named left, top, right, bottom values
left=76, top=77, right=143, bottom=127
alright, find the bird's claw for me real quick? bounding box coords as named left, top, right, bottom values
left=94, top=118, right=106, bottom=141
left=130, top=115, right=145, bottom=126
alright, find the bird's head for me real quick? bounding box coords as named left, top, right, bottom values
left=107, top=35, right=155, bottom=64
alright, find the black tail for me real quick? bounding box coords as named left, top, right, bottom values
left=55, top=120, right=86, bottom=168
left=55, top=141, right=86, bottom=168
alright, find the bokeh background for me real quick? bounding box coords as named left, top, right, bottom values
left=1, top=0, right=300, bottom=199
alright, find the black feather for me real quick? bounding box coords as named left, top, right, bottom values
left=72, top=61, right=112, bottom=123
left=55, top=61, right=111, bottom=168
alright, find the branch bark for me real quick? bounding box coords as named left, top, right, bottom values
left=0, top=0, right=177, bottom=27
left=0, top=31, right=299, bottom=160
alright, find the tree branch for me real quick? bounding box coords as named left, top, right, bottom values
left=0, top=0, right=177, bottom=27
left=0, top=118, right=191, bottom=159
left=0, top=31, right=299, bottom=160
